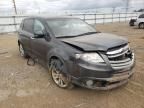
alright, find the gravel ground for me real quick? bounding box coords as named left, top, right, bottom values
left=0, top=22, right=144, bottom=108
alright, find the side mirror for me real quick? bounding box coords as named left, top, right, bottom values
left=45, top=33, right=51, bottom=41
left=34, top=30, right=45, bottom=38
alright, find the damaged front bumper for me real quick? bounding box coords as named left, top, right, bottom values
left=67, top=49, right=135, bottom=90
left=72, top=70, right=134, bottom=90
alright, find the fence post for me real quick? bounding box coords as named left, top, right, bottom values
left=119, top=13, right=120, bottom=23
left=112, top=13, right=113, bottom=23
left=136, top=12, right=138, bottom=18
left=125, top=12, right=127, bottom=23
left=83, top=14, right=85, bottom=22
left=13, top=16, right=17, bottom=32
left=103, top=14, right=105, bottom=24
left=95, top=14, right=96, bottom=24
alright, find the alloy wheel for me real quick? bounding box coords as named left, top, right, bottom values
left=19, top=44, right=25, bottom=57
left=50, top=59, right=71, bottom=88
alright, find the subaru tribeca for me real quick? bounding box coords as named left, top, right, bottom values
left=18, top=16, right=135, bottom=90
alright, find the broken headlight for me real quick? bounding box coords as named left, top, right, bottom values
left=75, top=53, right=104, bottom=63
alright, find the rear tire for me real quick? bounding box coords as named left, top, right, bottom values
left=139, top=23, right=144, bottom=29
left=19, top=43, right=28, bottom=58
left=49, top=59, right=74, bottom=89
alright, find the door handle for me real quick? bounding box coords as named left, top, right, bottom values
left=30, top=37, right=35, bottom=40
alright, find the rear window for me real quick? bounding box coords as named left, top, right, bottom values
left=23, top=19, right=34, bottom=33
left=139, top=14, right=144, bottom=18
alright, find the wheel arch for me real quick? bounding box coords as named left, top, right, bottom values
left=47, top=48, right=70, bottom=62
left=46, top=49, right=71, bottom=74
left=48, top=54, right=68, bottom=67
left=18, top=40, right=24, bottom=46
left=139, top=22, right=144, bottom=25
left=139, top=22, right=144, bottom=28
left=18, top=40, right=20, bottom=46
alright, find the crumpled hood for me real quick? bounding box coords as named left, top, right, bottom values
left=60, top=33, right=128, bottom=51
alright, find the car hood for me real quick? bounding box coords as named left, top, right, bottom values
left=60, top=33, right=128, bottom=51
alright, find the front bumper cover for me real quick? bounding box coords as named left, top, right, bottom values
left=66, top=50, right=135, bottom=90
left=72, top=70, right=134, bottom=90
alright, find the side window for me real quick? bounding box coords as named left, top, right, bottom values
left=139, top=14, right=144, bottom=18
left=23, top=19, right=34, bottom=33
left=34, top=20, right=45, bottom=34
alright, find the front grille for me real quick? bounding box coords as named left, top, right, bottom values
left=107, top=44, right=134, bottom=70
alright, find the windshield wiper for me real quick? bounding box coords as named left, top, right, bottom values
left=56, top=35, right=77, bottom=38
left=56, top=31, right=99, bottom=38
left=76, top=32, right=98, bottom=36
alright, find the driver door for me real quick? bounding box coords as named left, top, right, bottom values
left=31, top=19, right=48, bottom=63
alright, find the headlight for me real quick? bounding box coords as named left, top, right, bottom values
left=75, top=53, right=104, bottom=63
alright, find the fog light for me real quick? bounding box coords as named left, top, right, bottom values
left=86, top=80, right=94, bottom=86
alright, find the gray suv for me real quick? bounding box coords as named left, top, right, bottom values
left=18, top=16, right=135, bottom=90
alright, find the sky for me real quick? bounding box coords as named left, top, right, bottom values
left=0, top=0, right=144, bottom=14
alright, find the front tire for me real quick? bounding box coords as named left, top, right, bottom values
left=49, top=59, right=74, bottom=89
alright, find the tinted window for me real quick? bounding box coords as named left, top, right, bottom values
left=23, top=19, right=34, bottom=33
left=139, top=14, right=144, bottom=18
left=34, top=20, right=45, bottom=34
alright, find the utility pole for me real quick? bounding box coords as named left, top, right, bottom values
left=112, top=7, right=116, bottom=13
left=143, top=0, right=144, bottom=10
left=12, top=0, right=17, bottom=14
left=126, top=0, right=130, bottom=13
left=34, top=0, right=40, bottom=14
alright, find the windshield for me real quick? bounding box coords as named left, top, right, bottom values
left=47, top=18, right=96, bottom=38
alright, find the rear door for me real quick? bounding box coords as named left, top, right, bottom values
left=18, top=18, right=34, bottom=54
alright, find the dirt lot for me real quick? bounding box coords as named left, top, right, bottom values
left=0, top=23, right=144, bottom=108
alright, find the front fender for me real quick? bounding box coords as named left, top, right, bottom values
left=46, top=48, right=73, bottom=74
left=47, top=48, right=70, bottom=60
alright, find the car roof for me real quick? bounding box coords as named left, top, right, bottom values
left=25, top=15, right=78, bottom=20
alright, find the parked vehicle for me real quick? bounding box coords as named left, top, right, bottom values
left=130, top=14, right=144, bottom=29
left=18, top=16, right=135, bottom=90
